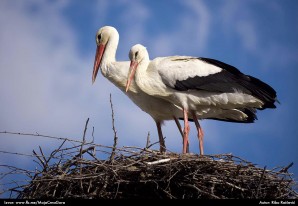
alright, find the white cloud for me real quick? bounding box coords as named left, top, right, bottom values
left=93, top=0, right=109, bottom=25
left=219, top=1, right=258, bottom=53
left=0, top=0, right=110, bottom=152
left=150, top=0, right=210, bottom=57
left=182, top=0, right=210, bottom=51
left=236, top=20, right=257, bottom=52
left=219, top=1, right=298, bottom=71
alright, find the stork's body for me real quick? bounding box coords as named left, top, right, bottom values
left=92, top=26, right=187, bottom=153
left=126, top=44, right=278, bottom=154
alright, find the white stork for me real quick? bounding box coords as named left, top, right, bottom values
left=92, top=26, right=188, bottom=153
left=126, top=44, right=278, bottom=155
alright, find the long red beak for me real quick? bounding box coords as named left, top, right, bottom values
left=125, top=61, right=138, bottom=92
left=92, top=44, right=105, bottom=84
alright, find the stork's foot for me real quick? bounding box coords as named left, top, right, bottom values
left=159, top=146, right=166, bottom=154
left=186, top=141, right=190, bottom=153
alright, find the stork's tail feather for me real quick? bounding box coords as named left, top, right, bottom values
left=245, top=75, right=278, bottom=110
left=204, top=108, right=257, bottom=123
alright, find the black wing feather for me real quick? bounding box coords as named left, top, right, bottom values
left=174, top=57, right=277, bottom=109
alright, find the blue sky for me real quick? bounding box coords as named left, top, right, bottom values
left=1, top=0, right=298, bottom=196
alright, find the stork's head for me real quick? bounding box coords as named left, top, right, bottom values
left=125, top=44, right=148, bottom=92
left=92, top=26, right=118, bottom=84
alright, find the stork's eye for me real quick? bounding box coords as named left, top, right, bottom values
left=135, top=51, right=139, bottom=58
left=97, top=34, right=101, bottom=41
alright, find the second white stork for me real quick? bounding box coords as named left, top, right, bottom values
left=126, top=44, right=278, bottom=155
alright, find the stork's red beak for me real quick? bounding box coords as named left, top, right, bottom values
left=125, top=61, right=138, bottom=92
left=92, top=44, right=105, bottom=84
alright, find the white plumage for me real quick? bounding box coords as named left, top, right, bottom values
left=156, top=56, right=222, bottom=86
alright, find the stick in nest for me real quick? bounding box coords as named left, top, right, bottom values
left=109, top=93, right=118, bottom=162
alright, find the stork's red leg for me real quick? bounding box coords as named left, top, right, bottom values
left=156, top=121, right=166, bottom=153
left=192, top=111, right=204, bottom=155
left=173, top=116, right=189, bottom=153
left=183, top=109, right=190, bottom=154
